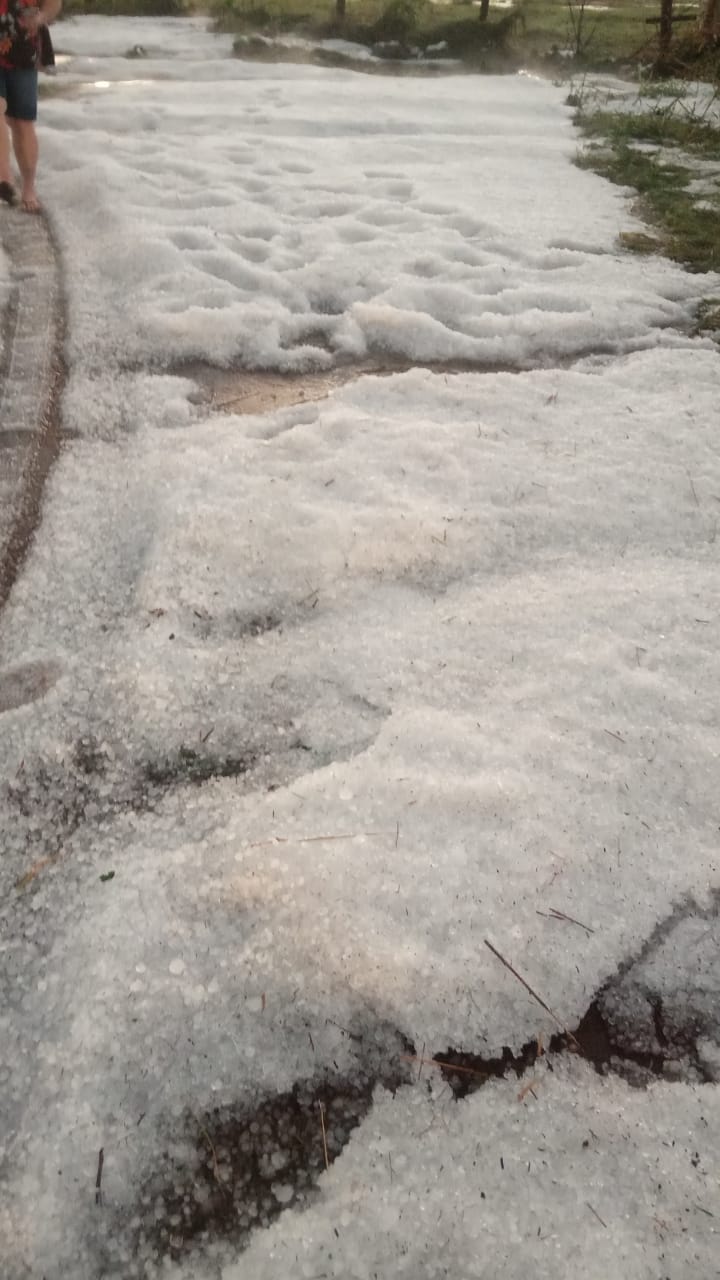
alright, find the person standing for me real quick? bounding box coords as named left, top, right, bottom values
left=0, top=0, right=62, bottom=213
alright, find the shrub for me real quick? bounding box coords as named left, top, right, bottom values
left=61, top=0, right=185, bottom=15
left=371, top=0, right=423, bottom=45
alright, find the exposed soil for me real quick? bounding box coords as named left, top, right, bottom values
left=4, top=730, right=319, bottom=874
left=426, top=1003, right=667, bottom=1103
left=112, top=968, right=718, bottom=1272
left=173, top=341, right=665, bottom=422
left=174, top=355, right=524, bottom=420
left=125, top=1067, right=410, bottom=1270
left=0, top=658, right=62, bottom=714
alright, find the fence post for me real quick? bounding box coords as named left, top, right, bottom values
left=659, top=0, right=674, bottom=58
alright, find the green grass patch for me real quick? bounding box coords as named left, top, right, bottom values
left=519, top=0, right=654, bottom=65
left=143, top=745, right=255, bottom=786
left=695, top=297, right=720, bottom=335
left=635, top=76, right=690, bottom=100
left=618, top=229, right=664, bottom=254
left=576, top=109, right=720, bottom=274
left=579, top=108, right=720, bottom=157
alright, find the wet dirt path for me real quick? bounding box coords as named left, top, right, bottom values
left=177, top=355, right=522, bottom=418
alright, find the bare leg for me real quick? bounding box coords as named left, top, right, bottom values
left=0, top=100, right=14, bottom=190
left=9, top=118, right=40, bottom=212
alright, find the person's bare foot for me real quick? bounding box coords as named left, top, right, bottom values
left=0, top=180, right=17, bottom=206
left=20, top=190, right=41, bottom=214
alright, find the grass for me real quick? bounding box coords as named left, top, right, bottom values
left=55, top=0, right=720, bottom=82
left=635, top=76, right=691, bottom=100
left=205, top=0, right=719, bottom=78
left=208, top=0, right=668, bottom=68
left=519, top=0, right=659, bottom=65
left=213, top=0, right=524, bottom=63
left=57, top=0, right=698, bottom=71
left=696, top=297, right=720, bottom=332
left=61, top=0, right=185, bottom=13
left=580, top=107, right=720, bottom=159
left=575, top=103, right=720, bottom=335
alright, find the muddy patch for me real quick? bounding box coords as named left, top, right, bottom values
left=4, top=732, right=299, bottom=875
left=0, top=428, right=33, bottom=452
left=125, top=1074, right=400, bottom=1267
left=102, top=916, right=720, bottom=1274
left=428, top=902, right=720, bottom=1099
left=99, top=1017, right=413, bottom=1274
left=421, top=1004, right=715, bottom=1107
left=5, top=674, right=389, bottom=884
left=175, top=357, right=523, bottom=419
left=142, top=744, right=257, bottom=788
left=596, top=893, right=720, bottom=1084
left=0, top=659, right=61, bottom=714
left=188, top=605, right=285, bottom=642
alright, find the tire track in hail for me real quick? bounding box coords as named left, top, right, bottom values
left=0, top=207, right=65, bottom=613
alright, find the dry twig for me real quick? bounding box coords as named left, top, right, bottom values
left=517, top=1078, right=539, bottom=1103
left=319, top=1102, right=329, bottom=1171
left=401, top=1054, right=491, bottom=1083
left=604, top=728, right=626, bottom=744
left=95, top=1148, right=104, bottom=1207
left=536, top=907, right=594, bottom=935
left=484, top=939, right=582, bottom=1051
left=586, top=1201, right=608, bottom=1229
left=15, top=855, right=57, bottom=890
left=248, top=830, right=391, bottom=848
left=199, top=1122, right=224, bottom=1188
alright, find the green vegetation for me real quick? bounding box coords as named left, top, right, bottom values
left=207, top=0, right=719, bottom=78
left=580, top=107, right=720, bottom=158
left=635, top=76, right=691, bottom=100
left=62, top=0, right=185, bottom=14
left=696, top=296, right=720, bottom=331
left=209, top=0, right=646, bottom=65
left=143, top=745, right=254, bottom=786
left=519, top=0, right=654, bottom=65
left=575, top=105, right=720, bottom=305
left=55, top=1, right=720, bottom=82
left=212, top=0, right=523, bottom=66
